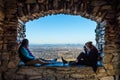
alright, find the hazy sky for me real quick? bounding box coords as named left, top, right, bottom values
left=25, top=14, right=97, bottom=45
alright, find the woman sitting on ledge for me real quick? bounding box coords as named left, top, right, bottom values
left=18, top=39, right=57, bottom=66
left=61, top=41, right=99, bottom=72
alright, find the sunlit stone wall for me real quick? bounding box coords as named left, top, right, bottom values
left=0, top=0, right=19, bottom=80
left=0, top=0, right=120, bottom=80
left=0, top=0, right=4, bottom=79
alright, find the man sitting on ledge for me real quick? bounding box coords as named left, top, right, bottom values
left=61, top=41, right=99, bottom=72
left=18, top=39, right=57, bottom=66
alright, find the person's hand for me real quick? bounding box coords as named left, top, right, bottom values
left=75, top=60, right=78, bottom=62
left=98, top=56, right=102, bottom=61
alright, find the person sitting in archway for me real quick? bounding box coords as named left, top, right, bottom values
left=18, top=39, right=57, bottom=66
left=61, top=41, right=99, bottom=72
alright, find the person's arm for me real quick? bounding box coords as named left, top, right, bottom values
left=88, top=48, right=98, bottom=60
left=84, top=46, right=87, bottom=54
left=20, top=47, right=35, bottom=60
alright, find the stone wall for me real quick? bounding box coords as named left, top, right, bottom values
left=0, top=0, right=19, bottom=80
left=2, top=66, right=115, bottom=80
left=0, top=0, right=4, bottom=80
left=3, top=65, right=119, bottom=80
left=17, top=19, right=26, bottom=43
left=103, top=11, right=120, bottom=79
left=0, top=0, right=120, bottom=80
left=95, top=21, right=105, bottom=55
left=115, top=11, right=120, bottom=78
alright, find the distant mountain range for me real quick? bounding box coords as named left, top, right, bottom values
left=30, top=44, right=84, bottom=48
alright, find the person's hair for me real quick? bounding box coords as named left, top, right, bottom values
left=18, top=39, right=29, bottom=53
left=85, top=41, right=93, bottom=48
left=21, top=39, right=29, bottom=46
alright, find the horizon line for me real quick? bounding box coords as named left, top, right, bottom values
left=29, top=43, right=85, bottom=45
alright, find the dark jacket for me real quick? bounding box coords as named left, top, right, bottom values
left=18, top=46, right=35, bottom=63
left=85, top=46, right=98, bottom=66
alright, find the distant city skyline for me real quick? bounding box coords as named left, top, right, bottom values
left=26, top=14, right=97, bottom=45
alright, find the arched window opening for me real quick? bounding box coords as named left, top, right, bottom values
left=24, top=14, right=98, bottom=62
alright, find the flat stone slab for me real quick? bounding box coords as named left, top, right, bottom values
left=18, top=61, right=86, bottom=67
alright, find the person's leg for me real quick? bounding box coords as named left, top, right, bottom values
left=61, top=57, right=77, bottom=66
left=39, top=58, right=57, bottom=63
left=77, top=59, right=86, bottom=65
left=77, top=52, right=89, bottom=62
left=61, top=57, right=68, bottom=64
left=69, top=52, right=87, bottom=66
left=26, top=59, right=49, bottom=65
left=77, top=52, right=90, bottom=65
left=69, top=61, right=77, bottom=66
left=91, top=59, right=98, bottom=72
left=26, top=58, right=58, bottom=65
left=77, top=52, right=86, bottom=60
left=39, top=58, right=50, bottom=62
left=91, top=64, right=97, bottom=72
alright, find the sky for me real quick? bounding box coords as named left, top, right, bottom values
left=25, top=14, right=97, bottom=45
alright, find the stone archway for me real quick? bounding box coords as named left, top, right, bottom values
left=0, top=0, right=120, bottom=80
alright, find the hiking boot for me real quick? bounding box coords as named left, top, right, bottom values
left=61, top=57, right=68, bottom=64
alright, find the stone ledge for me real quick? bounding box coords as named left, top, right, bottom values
left=3, top=63, right=116, bottom=80
left=5, top=66, right=99, bottom=80
left=16, top=66, right=95, bottom=75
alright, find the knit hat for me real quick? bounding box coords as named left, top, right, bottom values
left=85, top=41, right=92, bottom=45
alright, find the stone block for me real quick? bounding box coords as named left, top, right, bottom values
left=3, top=44, right=7, bottom=50
left=91, top=1, right=106, bottom=6
left=0, top=73, right=2, bottom=80
left=104, top=64, right=113, bottom=70
left=1, top=52, right=10, bottom=60
left=46, top=69, right=55, bottom=74
left=0, top=0, right=4, bottom=7
left=112, top=63, right=120, bottom=70
left=71, top=74, right=86, bottom=79
left=0, top=43, right=2, bottom=49
left=96, top=72, right=107, bottom=78
left=115, top=69, right=120, bottom=74
left=44, top=75, right=56, bottom=80
left=0, top=11, right=4, bottom=21
left=54, top=73, right=65, bottom=79
left=97, top=67, right=106, bottom=73
left=16, top=68, right=40, bottom=76
left=26, top=0, right=37, bottom=3
left=103, top=54, right=113, bottom=63
left=101, top=5, right=111, bottom=10
left=117, top=15, right=120, bottom=20
left=112, top=55, right=119, bottom=62
left=29, top=75, right=43, bottom=80
left=8, top=61, right=16, bottom=68
left=100, top=76, right=114, bottom=80
left=13, top=75, right=24, bottom=80
left=0, top=27, right=3, bottom=33
left=106, top=69, right=115, bottom=76
left=57, top=67, right=70, bottom=71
